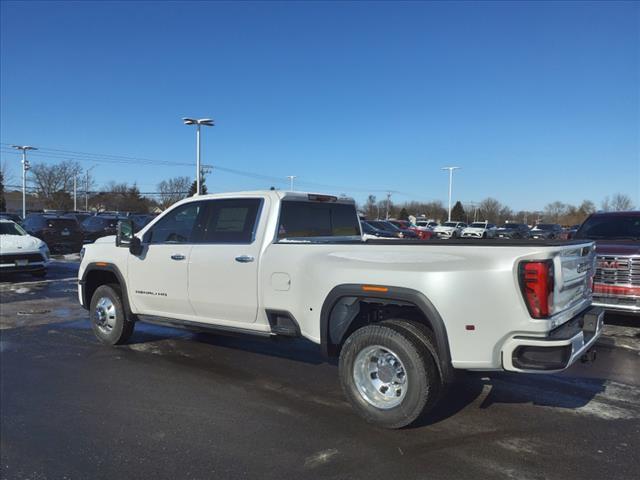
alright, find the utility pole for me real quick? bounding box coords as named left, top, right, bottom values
left=85, top=166, right=95, bottom=212
left=11, top=145, right=37, bottom=218
left=287, top=175, right=297, bottom=191
left=183, top=118, right=214, bottom=195
left=441, top=166, right=461, bottom=222
left=385, top=192, right=392, bottom=220
left=73, top=176, right=77, bottom=211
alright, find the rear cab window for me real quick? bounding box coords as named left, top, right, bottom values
left=277, top=198, right=361, bottom=242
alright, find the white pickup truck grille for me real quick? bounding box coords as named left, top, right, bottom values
left=594, top=255, right=640, bottom=287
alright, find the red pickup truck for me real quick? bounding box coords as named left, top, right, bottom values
left=574, top=211, right=639, bottom=315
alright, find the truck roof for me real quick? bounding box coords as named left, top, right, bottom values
left=185, top=190, right=356, bottom=204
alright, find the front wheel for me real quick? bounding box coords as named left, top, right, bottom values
left=90, top=284, right=134, bottom=345
left=339, top=323, right=442, bottom=429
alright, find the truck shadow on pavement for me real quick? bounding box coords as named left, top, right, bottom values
left=115, top=322, right=614, bottom=428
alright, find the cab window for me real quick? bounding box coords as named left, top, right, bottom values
left=196, top=199, right=261, bottom=244
left=277, top=201, right=360, bottom=239
left=146, top=202, right=204, bottom=244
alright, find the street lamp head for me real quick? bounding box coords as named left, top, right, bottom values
left=183, top=117, right=214, bottom=127
left=11, top=145, right=38, bottom=151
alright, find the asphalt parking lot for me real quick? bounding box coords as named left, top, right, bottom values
left=1, top=258, right=639, bottom=480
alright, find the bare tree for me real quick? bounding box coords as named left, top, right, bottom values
left=157, top=176, right=191, bottom=210
left=0, top=159, right=15, bottom=186
left=30, top=160, right=83, bottom=210
left=610, top=193, right=634, bottom=212
left=544, top=201, right=567, bottom=223
left=363, top=195, right=377, bottom=219
left=478, top=197, right=502, bottom=223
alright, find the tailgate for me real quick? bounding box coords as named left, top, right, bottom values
left=552, top=242, right=595, bottom=315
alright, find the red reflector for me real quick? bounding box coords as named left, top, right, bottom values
left=307, top=194, right=337, bottom=202
left=594, top=283, right=640, bottom=297
left=465, top=325, right=475, bottom=331
left=519, top=260, right=554, bottom=318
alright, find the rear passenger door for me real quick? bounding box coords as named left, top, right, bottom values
left=188, top=197, right=265, bottom=326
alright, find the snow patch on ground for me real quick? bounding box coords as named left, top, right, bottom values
left=304, top=449, right=339, bottom=469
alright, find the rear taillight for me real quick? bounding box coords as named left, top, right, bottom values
left=519, top=260, right=554, bottom=318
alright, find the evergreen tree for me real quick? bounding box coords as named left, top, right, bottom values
left=399, top=207, right=409, bottom=220
left=451, top=201, right=465, bottom=221
left=188, top=170, right=208, bottom=196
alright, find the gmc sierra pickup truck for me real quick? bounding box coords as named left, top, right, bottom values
left=78, top=191, right=602, bottom=428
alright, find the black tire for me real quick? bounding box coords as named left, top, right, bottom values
left=90, top=284, right=134, bottom=345
left=339, top=323, right=442, bottom=429
left=31, top=269, right=47, bottom=278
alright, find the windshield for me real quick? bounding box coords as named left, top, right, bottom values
left=0, top=222, right=27, bottom=236
left=469, top=223, right=487, bottom=228
left=443, top=222, right=458, bottom=227
left=500, top=224, right=522, bottom=229
left=574, top=214, right=640, bottom=240
left=533, top=224, right=555, bottom=230
left=369, top=221, right=399, bottom=232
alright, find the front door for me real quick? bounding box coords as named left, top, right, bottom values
left=128, top=201, right=206, bottom=318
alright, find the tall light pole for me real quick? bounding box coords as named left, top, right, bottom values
left=11, top=145, right=37, bottom=218
left=73, top=175, right=77, bottom=211
left=441, top=166, right=461, bottom=222
left=287, top=175, right=297, bottom=191
left=85, top=166, right=96, bottom=212
left=183, top=117, right=214, bottom=195
left=385, top=192, right=392, bottom=220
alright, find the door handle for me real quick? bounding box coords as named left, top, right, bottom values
left=171, top=254, right=186, bottom=261
left=235, top=255, right=255, bottom=263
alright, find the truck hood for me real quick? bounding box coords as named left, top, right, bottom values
left=94, top=235, right=117, bottom=244
left=463, top=227, right=485, bottom=233
left=593, top=241, right=640, bottom=257
left=0, top=234, right=45, bottom=254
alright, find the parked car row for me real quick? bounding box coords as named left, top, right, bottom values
left=2, top=212, right=158, bottom=254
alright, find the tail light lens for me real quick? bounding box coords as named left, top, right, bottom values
left=519, top=260, right=554, bottom=318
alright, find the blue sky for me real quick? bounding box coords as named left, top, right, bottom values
left=1, top=0, right=638, bottom=210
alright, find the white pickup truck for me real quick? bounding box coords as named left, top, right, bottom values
left=78, top=190, right=603, bottom=428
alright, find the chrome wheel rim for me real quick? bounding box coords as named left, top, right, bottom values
left=94, top=297, right=117, bottom=334
left=353, top=345, right=408, bottom=410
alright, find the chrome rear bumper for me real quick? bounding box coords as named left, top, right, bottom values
left=501, top=307, right=604, bottom=373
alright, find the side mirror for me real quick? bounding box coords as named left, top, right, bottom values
left=116, top=219, right=134, bottom=247
left=129, top=236, right=143, bottom=256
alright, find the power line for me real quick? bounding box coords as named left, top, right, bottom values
left=1, top=142, right=425, bottom=198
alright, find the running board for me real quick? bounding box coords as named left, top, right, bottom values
left=137, top=315, right=273, bottom=338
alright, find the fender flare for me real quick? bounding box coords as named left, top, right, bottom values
left=320, top=284, right=454, bottom=382
left=80, top=262, right=133, bottom=317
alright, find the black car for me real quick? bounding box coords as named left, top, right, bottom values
left=368, top=220, right=419, bottom=239
left=81, top=215, right=122, bottom=243
left=0, top=212, right=23, bottom=224
left=495, top=223, right=531, bottom=239
left=64, top=212, right=92, bottom=225
left=530, top=223, right=563, bottom=239
left=22, top=214, right=84, bottom=253
left=361, top=221, right=398, bottom=238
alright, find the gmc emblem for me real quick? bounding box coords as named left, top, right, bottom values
left=597, top=260, right=625, bottom=270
